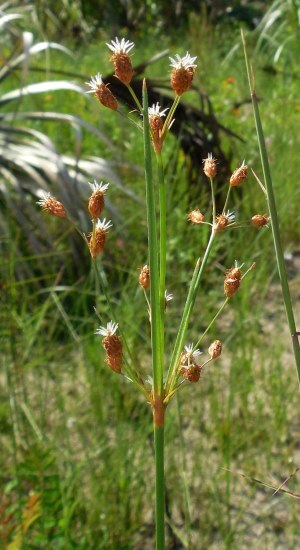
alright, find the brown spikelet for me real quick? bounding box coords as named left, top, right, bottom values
left=96, top=84, right=118, bottom=111
left=181, top=363, right=201, bottom=383
left=227, top=266, right=242, bottom=279
left=111, top=53, right=133, bottom=85
left=224, top=278, right=240, bottom=298
left=139, top=265, right=150, bottom=289
left=251, top=214, right=269, bottom=228
left=89, top=229, right=106, bottom=259
left=224, top=265, right=242, bottom=298
left=105, top=354, right=122, bottom=373
left=38, top=195, right=67, bottom=218
left=230, top=162, right=248, bottom=187
left=102, top=334, right=122, bottom=373
left=208, top=340, right=222, bottom=359
left=187, top=210, right=204, bottom=224
left=171, top=66, right=195, bottom=96
left=149, top=115, right=164, bottom=153
left=203, top=155, right=217, bottom=178
left=214, top=214, right=229, bottom=233
left=88, top=192, right=105, bottom=219
left=102, top=334, right=121, bottom=356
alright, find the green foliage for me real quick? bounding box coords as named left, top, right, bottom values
left=254, top=0, right=300, bottom=69
left=2, top=282, right=299, bottom=547
left=0, top=6, right=138, bottom=285
left=1, top=3, right=300, bottom=548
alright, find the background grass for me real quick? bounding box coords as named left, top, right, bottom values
left=1, top=2, right=299, bottom=548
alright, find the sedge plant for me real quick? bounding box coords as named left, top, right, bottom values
left=37, top=38, right=267, bottom=548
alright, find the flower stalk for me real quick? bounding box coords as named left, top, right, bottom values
left=127, top=83, right=143, bottom=112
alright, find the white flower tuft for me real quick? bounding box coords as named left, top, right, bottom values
left=36, top=191, right=51, bottom=206
left=95, top=218, right=113, bottom=231
left=184, top=344, right=202, bottom=365
left=86, top=73, right=103, bottom=94
left=106, top=37, right=135, bottom=54
left=234, top=260, right=244, bottom=270
left=169, top=52, right=197, bottom=70
left=148, top=102, right=169, bottom=118
left=89, top=180, right=109, bottom=193
left=95, top=321, right=118, bottom=337
left=225, top=210, right=235, bottom=223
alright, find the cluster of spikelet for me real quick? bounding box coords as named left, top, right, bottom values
left=86, top=37, right=197, bottom=156
left=95, top=321, right=122, bottom=373
left=188, top=154, right=269, bottom=233
left=36, top=37, right=265, bottom=391
left=37, top=179, right=113, bottom=260
left=180, top=341, right=222, bottom=383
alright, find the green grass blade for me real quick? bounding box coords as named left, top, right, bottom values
left=242, top=30, right=300, bottom=386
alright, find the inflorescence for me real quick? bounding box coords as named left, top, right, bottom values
left=36, top=38, right=262, bottom=396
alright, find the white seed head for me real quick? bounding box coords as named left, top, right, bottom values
left=86, top=73, right=103, bottom=94
left=225, top=210, right=235, bottom=223
left=95, top=321, right=118, bottom=337
left=95, top=218, right=113, bottom=231
left=36, top=191, right=52, bottom=206
left=184, top=344, right=202, bottom=365
left=89, top=180, right=109, bottom=193
left=106, top=37, right=135, bottom=54
left=148, top=102, right=169, bottom=118
left=169, top=52, right=197, bottom=70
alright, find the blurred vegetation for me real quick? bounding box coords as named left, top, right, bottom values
left=1, top=0, right=300, bottom=548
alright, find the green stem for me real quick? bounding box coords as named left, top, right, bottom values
left=161, top=95, right=180, bottom=140
left=143, top=80, right=165, bottom=549
left=157, top=152, right=167, bottom=366
left=143, top=80, right=163, bottom=396
left=210, top=177, right=216, bottom=224
left=165, top=257, right=201, bottom=393
left=193, top=299, right=228, bottom=351
left=127, top=84, right=143, bottom=112
left=164, top=379, right=186, bottom=403
left=166, top=230, right=216, bottom=395
left=154, top=423, right=165, bottom=550
left=222, top=187, right=231, bottom=215
left=242, top=30, right=300, bottom=386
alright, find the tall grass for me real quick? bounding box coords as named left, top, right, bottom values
left=2, top=264, right=299, bottom=546
left=2, top=19, right=300, bottom=550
